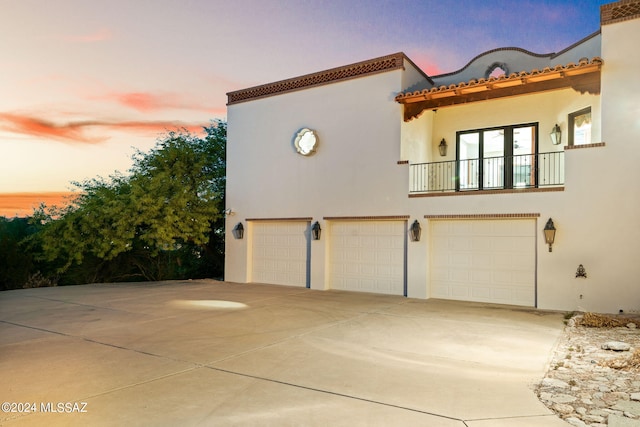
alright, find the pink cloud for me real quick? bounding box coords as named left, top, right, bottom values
left=0, top=112, right=209, bottom=144
left=100, top=91, right=225, bottom=116
left=111, top=92, right=180, bottom=112
left=0, top=112, right=106, bottom=143
left=62, top=28, right=113, bottom=43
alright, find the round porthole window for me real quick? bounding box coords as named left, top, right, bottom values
left=294, top=128, right=318, bottom=156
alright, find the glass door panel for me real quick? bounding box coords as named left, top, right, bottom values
left=458, top=132, right=479, bottom=190
left=483, top=129, right=503, bottom=189
left=513, top=126, right=535, bottom=187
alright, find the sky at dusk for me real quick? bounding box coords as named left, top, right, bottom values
left=0, top=0, right=608, bottom=216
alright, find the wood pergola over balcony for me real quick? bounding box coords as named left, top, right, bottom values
left=396, top=58, right=603, bottom=121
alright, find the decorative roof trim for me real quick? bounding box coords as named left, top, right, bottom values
left=246, top=217, right=313, bottom=222
left=396, top=57, right=603, bottom=121
left=552, top=30, right=600, bottom=59
left=431, top=47, right=555, bottom=81
left=227, top=53, right=410, bottom=105
left=323, top=215, right=410, bottom=221
left=424, top=213, right=541, bottom=219
left=601, top=0, right=640, bottom=25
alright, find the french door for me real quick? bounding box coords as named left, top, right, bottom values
left=456, top=123, right=537, bottom=191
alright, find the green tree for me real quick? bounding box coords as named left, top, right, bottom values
left=31, top=120, right=226, bottom=283
left=0, top=217, right=38, bottom=290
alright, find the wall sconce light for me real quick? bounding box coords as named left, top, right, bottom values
left=438, top=138, right=448, bottom=157
left=233, top=222, right=244, bottom=239
left=410, top=220, right=422, bottom=242
left=576, top=264, right=587, bottom=278
left=543, top=218, right=556, bottom=252
left=550, top=124, right=562, bottom=145
left=311, top=221, right=322, bottom=240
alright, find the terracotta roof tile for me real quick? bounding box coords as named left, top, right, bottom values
left=395, top=57, right=603, bottom=104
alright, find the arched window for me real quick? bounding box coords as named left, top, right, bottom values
left=485, top=62, right=509, bottom=79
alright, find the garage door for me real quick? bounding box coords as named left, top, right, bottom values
left=430, top=219, right=535, bottom=306
left=251, top=221, right=310, bottom=287
left=329, top=221, right=406, bottom=295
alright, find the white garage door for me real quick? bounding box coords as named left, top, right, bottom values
left=430, top=219, right=535, bottom=306
left=329, top=221, right=406, bottom=295
left=251, top=221, right=309, bottom=287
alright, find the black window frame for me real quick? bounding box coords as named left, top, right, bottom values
left=455, top=122, right=539, bottom=192
left=568, top=107, right=591, bottom=146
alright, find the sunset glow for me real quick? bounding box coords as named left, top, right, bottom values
left=0, top=192, right=76, bottom=218
left=0, top=0, right=608, bottom=216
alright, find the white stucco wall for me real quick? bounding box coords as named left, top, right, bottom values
left=576, top=16, right=640, bottom=313
left=226, top=68, right=410, bottom=287
left=400, top=111, right=432, bottom=163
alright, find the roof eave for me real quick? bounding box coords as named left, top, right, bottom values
left=396, top=58, right=602, bottom=122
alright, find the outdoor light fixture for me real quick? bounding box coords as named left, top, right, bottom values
left=438, top=138, right=448, bottom=157
left=550, top=124, right=562, bottom=145
left=233, top=222, right=244, bottom=239
left=410, top=220, right=422, bottom=242
left=543, top=218, right=556, bottom=252
left=311, top=221, right=322, bottom=240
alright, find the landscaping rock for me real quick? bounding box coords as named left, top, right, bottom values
left=613, top=401, right=640, bottom=417
left=554, top=403, right=576, bottom=414
left=602, top=341, right=632, bottom=351
left=552, top=394, right=578, bottom=404
left=542, top=378, right=571, bottom=388
left=536, top=314, right=640, bottom=426
left=608, top=414, right=640, bottom=427
left=566, top=417, right=588, bottom=427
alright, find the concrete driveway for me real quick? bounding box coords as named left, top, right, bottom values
left=0, top=280, right=568, bottom=426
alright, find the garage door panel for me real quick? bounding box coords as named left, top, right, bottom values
left=329, top=220, right=406, bottom=296
left=451, top=285, right=469, bottom=298
left=472, top=237, right=492, bottom=251
left=488, top=287, right=511, bottom=300
left=452, top=269, right=470, bottom=281
left=452, top=253, right=472, bottom=267
left=430, top=219, right=535, bottom=307
left=472, top=221, right=495, bottom=235
left=471, top=270, right=491, bottom=283
left=509, top=253, right=533, bottom=269
left=251, top=221, right=309, bottom=287
left=450, top=236, right=472, bottom=251
left=472, top=253, right=492, bottom=267
left=471, top=286, right=491, bottom=299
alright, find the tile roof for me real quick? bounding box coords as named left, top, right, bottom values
left=396, top=57, right=602, bottom=103
left=396, top=57, right=602, bottom=121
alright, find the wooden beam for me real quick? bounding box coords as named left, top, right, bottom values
left=403, top=72, right=600, bottom=121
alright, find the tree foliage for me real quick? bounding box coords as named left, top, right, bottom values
left=28, top=120, right=226, bottom=283
left=0, top=217, right=39, bottom=290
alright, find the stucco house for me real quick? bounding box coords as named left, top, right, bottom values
left=225, top=0, right=640, bottom=314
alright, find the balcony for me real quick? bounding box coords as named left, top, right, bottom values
left=409, top=152, right=564, bottom=194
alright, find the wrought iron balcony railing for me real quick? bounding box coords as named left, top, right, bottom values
left=409, top=151, right=564, bottom=193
